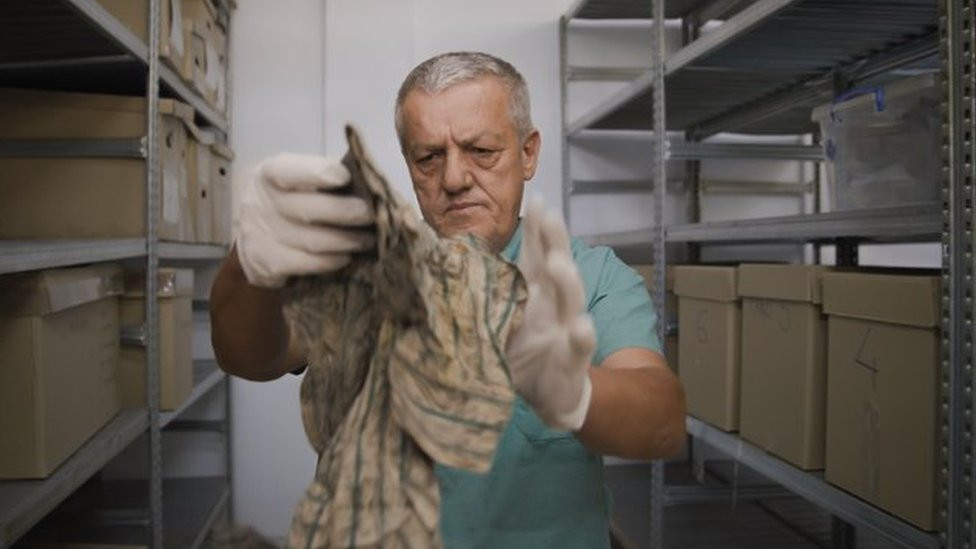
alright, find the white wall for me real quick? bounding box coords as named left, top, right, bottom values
left=228, top=0, right=323, bottom=539
left=230, top=0, right=576, bottom=540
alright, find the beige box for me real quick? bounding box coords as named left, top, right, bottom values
left=738, top=264, right=830, bottom=470
left=0, top=265, right=123, bottom=478
left=632, top=265, right=678, bottom=371
left=186, top=126, right=213, bottom=244
left=0, top=88, right=195, bottom=242
left=182, top=0, right=228, bottom=114
left=119, top=269, right=194, bottom=411
left=210, top=141, right=234, bottom=244
left=97, top=0, right=187, bottom=78
left=822, top=271, right=941, bottom=531
left=674, top=265, right=740, bottom=431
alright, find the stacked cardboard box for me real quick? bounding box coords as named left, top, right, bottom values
left=0, top=87, right=197, bottom=242
left=631, top=265, right=678, bottom=371
left=97, top=0, right=185, bottom=76
left=185, top=127, right=235, bottom=245
left=738, top=264, right=830, bottom=470
left=119, top=269, right=195, bottom=411
left=98, top=0, right=231, bottom=116
left=822, top=270, right=941, bottom=531
left=0, top=265, right=123, bottom=478
left=674, top=265, right=740, bottom=431
left=181, top=0, right=230, bottom=116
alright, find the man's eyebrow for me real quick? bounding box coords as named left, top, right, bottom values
left=460, top=132, right=503, bottom=147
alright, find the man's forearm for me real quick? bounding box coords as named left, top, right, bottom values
left=210, top=247, right=298, bottom=381
left=575, top=350, right=686, bottom=460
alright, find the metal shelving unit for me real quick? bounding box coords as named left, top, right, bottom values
left=0, top=409, right=149, bottom=547
left=161, top=360, right=226, bottom=428
left=561, top=0, right=961, bottom=548
left=0, top=239, right=146, bottom=275
left=686, top=417, right=939, bottom=548
left=0, top=1, right=234, bottom=547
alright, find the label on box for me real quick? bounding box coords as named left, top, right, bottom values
left=205, top=42, right=220, bottom=89
left=163, top=168, right=179, bottom=224
left=197, top=143, right=211, bottom=184
left=170, top=0, right=184, bottom=56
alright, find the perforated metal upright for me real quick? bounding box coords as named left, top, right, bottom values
left=649, top=1, right=668, bottom=548
left=941, top=0, right=975, bottom=547
left=143, top=0, right=164, bottom=546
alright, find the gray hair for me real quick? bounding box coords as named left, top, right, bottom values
left=394, top=51, right=534, bottom=146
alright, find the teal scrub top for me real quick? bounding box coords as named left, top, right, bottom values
left=437, top=221, right=661, bottom=549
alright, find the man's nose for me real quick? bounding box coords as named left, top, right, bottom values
left=441, top=150, right=473, bottom=193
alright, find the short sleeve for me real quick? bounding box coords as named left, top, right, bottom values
left=572, top=241, right=661, bottom=365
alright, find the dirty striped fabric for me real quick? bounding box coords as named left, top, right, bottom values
left=282, top=126, right=526, bottom=548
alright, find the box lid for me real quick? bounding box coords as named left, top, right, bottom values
left=738, top=264, right=831, bottom=303
left=0, top=264, right=123, bottom=316
left=673, top=265, right=738, bottom=302
left=822, top=271, right=940, bottom=328
left=630, top=264, right=674, bottom=291
left=211, top=140, right=234, bottom=160
left=159, top=98, right=198, bottom=136
left=811, top=72, right=939, bottom=122
left=123, top=268, right=195, bottom=298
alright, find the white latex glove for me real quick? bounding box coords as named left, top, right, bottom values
left=236, top=153, right=376, bottom=288
left=507, top=199, right=597, bottom=432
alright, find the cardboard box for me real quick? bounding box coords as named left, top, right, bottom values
left=822, top=271, right=941, bottom=530
left=210, top=141, right=234, bottom=244
left=181, top=0, right=229, bottom=115
left=0, top=265, right=123, bottom=478
left=632, top=265, right=678, bottom=371
left=119, top=269, right=194, bottom=411
left=738, top=264, right=829, bottom=470
left=674, top=265, right=740, bottom=431
left=185, top=125, right=213, bottom=243
left=0, top=88, right=196, bottom=242
left=96, top=0, right=186, bottom=78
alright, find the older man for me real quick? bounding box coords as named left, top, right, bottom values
left=211, top=51, right=685, bottom=548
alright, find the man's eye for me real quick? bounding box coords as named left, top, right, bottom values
left=416, top=153, right=438, bottom=165
left=474, top=148, right=495, bottom=156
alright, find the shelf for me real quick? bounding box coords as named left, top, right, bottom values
left=569, top=129, right=823, bottom=160
left=0, top=0, right=229, bottom=131
left=161, top=360, right=226, bottom=428
left=0, top=240, right=228, bottom=275
left=33, top=476, right=229, bottom=549
left=158, top=242, right=228, bottom=260
left=566, top=0, right=938, bottom=135
left=566, top=0, right=732, bottom=20
left=0, top=239, right=146, bottom=275
left=165, top=477, right=228, bottom=549
left=687, top=416, right=939, bottom=549
left=666, top=204, right=942, bottom=244
left=0, top=408, right=149, bottom=547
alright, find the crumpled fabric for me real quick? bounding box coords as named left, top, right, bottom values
left=282, top=126, right=526, bottom=548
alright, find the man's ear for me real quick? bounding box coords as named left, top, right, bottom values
left=521, top=129, right=541, bottom=181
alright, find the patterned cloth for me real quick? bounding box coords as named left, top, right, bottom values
left=282, top=126, right=526, bottom=548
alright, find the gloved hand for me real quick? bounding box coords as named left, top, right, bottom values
left=507, top=199, right=596, bottom=432
left=236, top=153, right=376, bottom=288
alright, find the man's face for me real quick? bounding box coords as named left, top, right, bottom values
left=399, top=76, right=540, bottom=253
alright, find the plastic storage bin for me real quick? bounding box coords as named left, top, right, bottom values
left=811, top=73, right=941, bottom=211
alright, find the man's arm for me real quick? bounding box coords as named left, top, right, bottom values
left=575, top=348, right=686, bottom=460
left=210, top=247, right=307, bottom=381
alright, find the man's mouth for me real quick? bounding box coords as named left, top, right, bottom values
left=446, top=202, right=478, bottom=212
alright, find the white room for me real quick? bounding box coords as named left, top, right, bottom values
left=0, top=1, right=958, bottom=548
